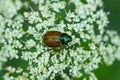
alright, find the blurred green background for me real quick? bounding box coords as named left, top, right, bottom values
left=95, top=0, right=120, bottom=80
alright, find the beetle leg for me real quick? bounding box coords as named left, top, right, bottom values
left=37, top=48, right=57, bottom=58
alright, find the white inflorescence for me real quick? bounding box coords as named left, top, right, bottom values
left=0, top=0, right=120, bottom=80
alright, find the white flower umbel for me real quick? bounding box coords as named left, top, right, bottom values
left=0, top=0, right=120, bottom=80
left=0, top=0, right=22, bottom=18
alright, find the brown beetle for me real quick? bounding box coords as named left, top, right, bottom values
left=43, top=31, right=72, bottom=47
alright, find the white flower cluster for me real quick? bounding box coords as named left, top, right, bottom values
left=0, top=0, right=120, bottom=80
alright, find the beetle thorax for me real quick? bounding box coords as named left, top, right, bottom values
left=58, top=33, right=72, bottom=44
